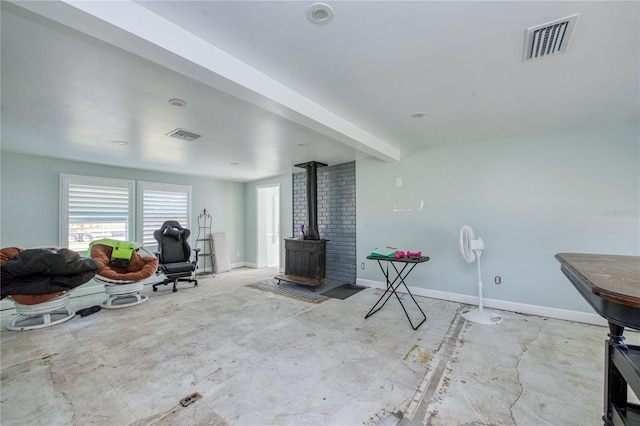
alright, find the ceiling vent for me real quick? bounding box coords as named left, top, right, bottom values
left=166, top=128, right=201, bottom=142
left=523, top=14, right=579, bottom=62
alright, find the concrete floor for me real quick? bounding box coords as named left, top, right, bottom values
left=1, top=267, right=636, bottom=426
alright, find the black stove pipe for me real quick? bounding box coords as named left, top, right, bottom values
left=295, top=161, right=327, bottom=240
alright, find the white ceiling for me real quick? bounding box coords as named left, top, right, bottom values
left=2, top=1, right=638, bottom=182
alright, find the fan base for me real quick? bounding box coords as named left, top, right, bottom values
left=461, top=308, right=503, bottom=325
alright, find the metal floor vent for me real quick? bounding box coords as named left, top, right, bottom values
left=166, top=128, right=201, bottom=142
left=523, top=14, right=579, bottom=62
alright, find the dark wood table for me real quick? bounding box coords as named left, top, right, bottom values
left=365, top=255, right=430, bottom=330
left=556, top=253, right=640, bottom=426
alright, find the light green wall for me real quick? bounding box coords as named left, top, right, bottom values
left=243, top=173, right=293, bottom=268
left=357, top=120, right=640, bottom=312
left=0, top=152, right=246, bottom=263
left=3, top=120, right=638, bottom=313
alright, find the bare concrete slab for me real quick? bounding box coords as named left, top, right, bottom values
left=1, top=267, right=631, bottom=426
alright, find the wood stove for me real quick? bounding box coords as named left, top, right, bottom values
left=284, top=238, right=326, bottom=281
left=277, top=161, right=328, bottom=290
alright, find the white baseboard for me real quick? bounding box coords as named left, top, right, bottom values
left=356, top=278, right=607, bottom=327
left=233, top=262, right=281, bottom=270
left=69, top=281, right=105, bottom=297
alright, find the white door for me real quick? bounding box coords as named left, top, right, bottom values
left=256, top=185, right=280, bottom=268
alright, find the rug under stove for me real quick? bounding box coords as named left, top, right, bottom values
left=248, top=278, right=351, bottom=303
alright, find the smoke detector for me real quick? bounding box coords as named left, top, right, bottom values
left=166, top=128, right=201, bottom=142
left=523, top=14, right=579, bottom=62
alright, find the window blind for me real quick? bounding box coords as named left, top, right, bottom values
left=61, top=175, right=134, bottom=250
left=141, top=188, right=189, bottom=247
left=68, top=184, right=131, bottom=224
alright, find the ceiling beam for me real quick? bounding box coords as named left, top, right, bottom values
left=11, top=0, right=400, bottom=163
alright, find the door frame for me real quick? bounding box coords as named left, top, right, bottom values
left=255, top=183, right=281, bottom=269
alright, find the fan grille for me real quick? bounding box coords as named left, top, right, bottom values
left=460, top=225, right=477, bottom=263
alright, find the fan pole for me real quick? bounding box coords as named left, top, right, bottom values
left=459, top=225, right=503, bottom=325
left=476, top=251, right=484, bottom=313
left=461, top=248, right=503, bottom=325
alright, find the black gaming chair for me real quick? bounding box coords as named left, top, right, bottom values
left=153, top=221, right=200, bottom=292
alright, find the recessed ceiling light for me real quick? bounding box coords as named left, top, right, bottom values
left=112, top=140, right=129, bottom=145
left=411, top=112, right=426, bottom=118
left=307, top=3, right=334, bottom=25
left=168, top=98, right=186, bottom=107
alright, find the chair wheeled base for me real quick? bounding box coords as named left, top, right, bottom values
left=102, top=281, right=148, bottom=309
left=152, top=274, right=198, bottom=293
left=7, top=293, right=75, bottom=331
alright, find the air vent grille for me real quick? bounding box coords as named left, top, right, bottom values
left=166, top=128, right=201, bottom=142
left=523, top=14, right=578, bottom=62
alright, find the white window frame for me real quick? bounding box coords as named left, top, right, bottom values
left=59, top=174, right=135, bottom=248
left=136, top=181, right=191, bottom=249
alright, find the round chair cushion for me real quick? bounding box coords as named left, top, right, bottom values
left=0, top=247, right=23, bottom=264
left=11, top=291, right=67, bottom=305
left=90, top=244, right=158, bottom=282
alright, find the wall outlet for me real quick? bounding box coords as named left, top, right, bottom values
left=495, top=276, right=502, bottom=285
left=236, top=251, right=240, bottom=258
left=396, top=177, right=403, bottom=187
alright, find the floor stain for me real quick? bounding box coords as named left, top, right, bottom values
left=404, top=344, right=432, bottom=365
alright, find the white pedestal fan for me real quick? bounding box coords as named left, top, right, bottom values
left=459, top=225, right=503, bottom=325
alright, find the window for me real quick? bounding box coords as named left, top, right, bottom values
left=137, top=182, right=191, bottom=248
left=61, top=175, right=191, bottom=252
left=60, top=175, right=134, bottom=252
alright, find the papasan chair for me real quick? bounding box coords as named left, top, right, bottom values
left=1, top=247, right=99, bottom=331
left=89, top=239, right=158, bottom=309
